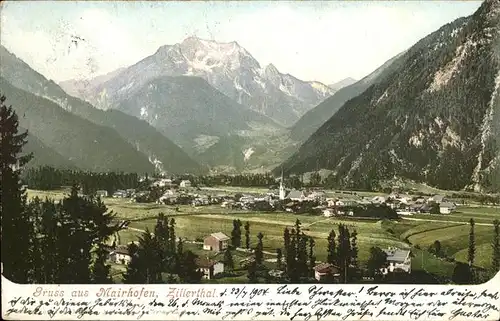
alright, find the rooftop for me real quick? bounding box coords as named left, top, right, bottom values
left=384, top=248, right=411, bottom=263
left=210, top=232, right=230, bottom=241
left=195, top=257, right=219, bottom=268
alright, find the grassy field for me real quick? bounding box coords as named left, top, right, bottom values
left=27, top=188, right=500, bottom=278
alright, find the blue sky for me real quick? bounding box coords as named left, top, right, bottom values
left=0, top=1, right=482, bottom=84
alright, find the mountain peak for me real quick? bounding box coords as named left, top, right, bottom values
left=476, top=0, right=500, bottom=22
left=265, top=63, right=279, bottom=74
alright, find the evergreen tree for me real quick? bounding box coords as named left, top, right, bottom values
left=28, top=197, right=45, bottom=283
left=297, top=232, right=309, bottom=279
left=178, top=251, right=203, bottom=283
left=169, top=218, right=176, bottom=254
left=468, top=218, right=475, bottom=266
left=350, top=229, right=359, bottom=282
left=123, top=242, right=147, bottom=283
left=327, top=229, right=337, bottom=265
left=492, top=219, right=500, bottom=272
left=276, top=248, right=283, bottom=270
left=336, top=224, right=349, bottom=283
left=367, top=246, right=387, bottom=280
left=223, top=248, right=234, bottom=272
left=288, top=229, right=298, bottom=282
left=255, top=232, right=264, bottom=265
left=308, top=237, right=316, bottom=278
left=247, top=260, right=258, bottom=283
left=174, top=237, right=184, bottom=277
left=350, top=229, right=359, bottom=267
left=56, top=185, right=117, bottom=283
left=283, top=227, right=295, bottom=276
left=0, top=95, right=34, bottom=283
left=137, top=229, right=162, bottom=283
left=231, top=219, right=242, bottom=248
left=154, top=213, right=171, bottom=274
left=91, top=244, right=113, bottom=283
left=244, top=221, right=250, bottom=249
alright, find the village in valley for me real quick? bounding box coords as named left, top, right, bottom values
left=26, top=169, right=495, bottom=285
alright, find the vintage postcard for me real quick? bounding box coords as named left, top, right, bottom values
left=1, top=0, right=499, bottom=320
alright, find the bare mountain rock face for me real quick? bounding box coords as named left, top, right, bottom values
left=281, top=0, right=500, bottom=192
left=61, top=37, right=334, bottom=127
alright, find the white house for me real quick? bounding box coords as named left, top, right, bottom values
left=152, top=178, right=173, bottom=188
left=323, top=208, right=336, bottom=217
left=314, top=263, right=340, bottom=282
left=327, top=199, right=346, bottom=207
left=180, top=180, right=192, bottom=188
left=381, top=248, right=412, bottom=275
left=439, top=202, right=456, bottom=214
left=287, top=190, right=308, bottom=202
left=109, top=245, right=132, bottom=265
left=203, top=232, right=230, bottom=252
left=196, top=258, right=224, bottom=280
left=96, top=190, right=108, bottom=198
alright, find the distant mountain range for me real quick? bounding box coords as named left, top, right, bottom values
left=281, top=0, right=500, bottom=192
left=290, top=52, right=406, bottom=142
left=0, top=45, right=204, bottom=174
left=58, top=38, right=319, bottom=171
left=328, top=77, right=357, bottom=91
left=60, top=37, right=334, bottom=127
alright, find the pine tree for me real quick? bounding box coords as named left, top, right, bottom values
left=154, top=213, right=170, bottom=275
left=367, top=246, right=387, bottom=280
left=0, top=95, right=34, bottom=283
left=231, top=219, right=242, bottom=248
left=468, top=218, right=475, bottom=267
left=327, top=229, right=337, bottom=265
left=223, top=248, right=234, bottom=272
left=247, top=260, right=258, bottom=283
left=244, top=221, right=250, bottom=249
left=123, top=242, right=147, bottom=283
left=56, top=185, right=117, bottom=283
left=308, top=237, right=316, bottom=278
left=276, top=248, right=283, bottom=270
left=175, top=237, right=184, bottom=275
left=178, top=251, right=203, bottom=283
left=288, top=229, right=298, bottom=282
left=283, top=228, right=294, bottom=276
left=255, top=232, right=264, bottom=265
left=91, top=244, right=113, bottom=283
left=137, top=229, right=162, bottom=283
left=492, top=219, right=500, bottom=272
left=28, top=197, right=45, bottom=283
left=336, top=224, right=352, bottom=283
left=350, top=229, right=359, bottom=267
left=297, top=232, right=308, bottom=279
left=169, top=218, right=176, bottom=254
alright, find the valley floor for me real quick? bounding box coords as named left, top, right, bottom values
left=27, top=187, right=500, bottom=284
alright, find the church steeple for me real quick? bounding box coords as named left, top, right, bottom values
left=279, top=167, right=286, bottom=200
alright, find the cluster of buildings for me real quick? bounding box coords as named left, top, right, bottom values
left=313, top=247, right=412, bottom=282
left=96, top=189, right=138, bottom=199
left=106, top=227, right=413, bottom=282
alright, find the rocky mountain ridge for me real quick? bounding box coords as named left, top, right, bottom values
left=60, top=36, right=334, bottom=126
left=281, top=0, right=500, bottom=192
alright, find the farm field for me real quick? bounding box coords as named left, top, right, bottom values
left=26, top=188, right=500, bottom=278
